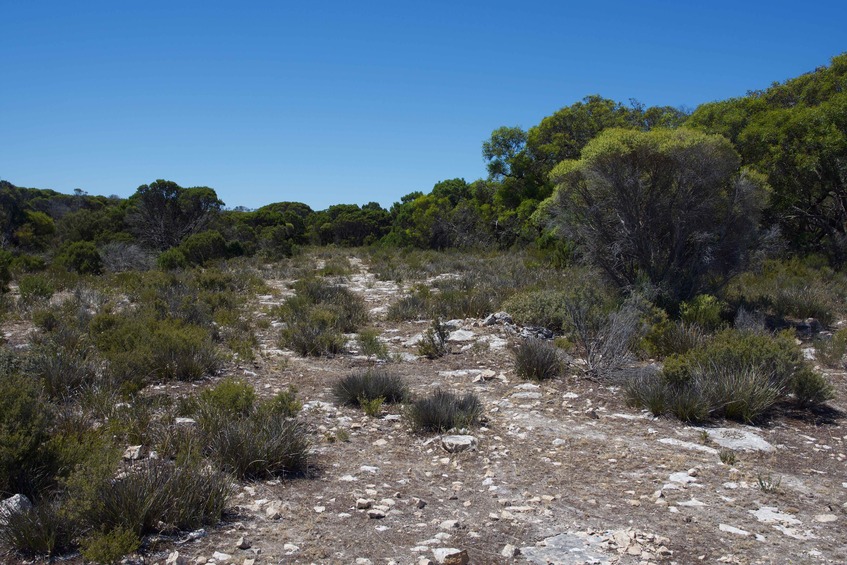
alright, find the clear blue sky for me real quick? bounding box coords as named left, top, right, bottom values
left=2, top=1, right=845, bottom=211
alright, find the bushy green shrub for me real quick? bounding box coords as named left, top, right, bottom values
left=357, top=327, right=389, bottom=360
left=417, top=319, right=450, bottom=359
left=815, top=328, right=847, bottom=369
left=0, top=367, right=54, bottom=497
left=386, top=290, right=430, bottom=321
left=641, top=308, right=706, bottom=359
left=56, top=241, right=103, bottom=275
left=259, top=387, right=302, bottom=418
left=0, top=501, right=77, bottom=558
left=148, top=319, right=220, bottom=381
left=405, top=389, right=482, bottom=433
left=333, top=369, right=408, bottom=407
left=279, top=304, right=347, bottom=356
left=199, top=377, right=256, bottom=417
left=79, top=526, right=141, bottom=565
left=201, top=413, right=309, bottom=479
left=0, top=249, right=12, bottom=292
left=72, top=459, right=230, bottom=537
left=502, top=289, right=572, bottom=331
left=18, top=274, right=54, bottom=305
left=178, top=230, right=228, bottom=266
left=727, top=259, right=846, bottom=326
left=679, top=294, right=726, bottom=331
left=277, top=277, right=367, bottom=356
left=513, top=338, right=562, bottom=381
left=157, top=247, right=188, bottom=270
left=630, top=329, right=833, bottom=423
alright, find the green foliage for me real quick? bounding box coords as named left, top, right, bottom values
left=277, top=277, right=367, bottom=356
left=546, top=127, right=766, bottom=302
left=634, top=329, right=833, bottom=423
left=18, top=273, right=55, bottom=305
left=199, top=378, right=256, bottom=417
left=70, top=459, right=230, bottom=538
left=357, top=327, right=389, bottom=361
left=513, top=338, right=562, bottom=381
left=679, top=294, right=726, bottom=331
left=815, top=328, right=847, bottom=369
left=56, top=241, right=103, bottom=274
left=260, top=386, right=302, bottom=418
left=79, top=526, right=141, bottom=564
left=200, top=412, right=310, bottom=479
left=417, top=319, right=450, bottom=359
left=405, top=389, right=482, bottom=433
left=0, top=365, right=54, bottom=497
left=359, top=396, right=385, bottom=417
left=503, top=289, right=572, bottom=331
left=0, top=501, right=77, bottom=558
left=332, top=369, right=408, bottom=407
left=727, top=259, right=845, bottom=326
left=157, top=247, right=188, bottom=270
left=640, top=307, right=707, bottom=359
left=128, top=180, right=223, bottom=250
left=0, top=249, right=12, bottom=292
left=178, top=230, right=228, bottom=266
left=688, top=54, right=847, bottom=263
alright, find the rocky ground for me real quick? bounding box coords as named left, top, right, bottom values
left=10, top=256, right=847, bottom=565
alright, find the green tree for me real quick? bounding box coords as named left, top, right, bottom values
left=127, top=180, right=223, bottom=250
left=545, top=128, right=767, bottom=303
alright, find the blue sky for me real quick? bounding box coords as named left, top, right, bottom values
left=2, top=1, right=845, bottom=210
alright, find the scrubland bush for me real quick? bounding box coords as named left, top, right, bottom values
left=628, top=329, right=833, bottom=423
left=514, top=338, right=562, bottom=381
left=357, top=327, right=389, bottom=361
left=277, top=277, right=367, bottom=356
left=727, top=259, right=846, bottom=326
left=333, top=369, right=408, bottom=407
left=406, top=389, right=482, bottom=433
left=502, top=289, right=572, bottom=331
left=815, top=328, right=847, bottom=369
left=18, top=273, right=54, bottom=306
left=56, top=241, right=103, bottom=275
left=417, top=319, right=450, bottom=359
left=641, top=307, right=707, bottom=358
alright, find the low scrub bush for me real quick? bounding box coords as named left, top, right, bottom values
left=417, top=319, right=450, bottom=359
left=56, top=241, right=103, bottom=275
left=679, top=294, right=727, bottom=331
left=279, top=304, right=347, bottom=356
left=75, top=459, right=230, bottom=537
left=332, top=369, right=408, bottom=406
left=629, top=328, right=833, bottom=423
left=406, top=389, right=482, bottom=433
left=641, top=310, right=707, bottom=359
left=727, top=259, right=846, bottom=326
left=18, top=274, right=54, bottom=306
left=199, top=377, right=256, bottom=417
left=79, top=526, right=141, bottom=565
left=502, top=289, right=572, bottom=332
left=201, top=413, right=309, bottom=479
left=357, top=327, right=389, bottom=361
left=815, top=328, right=847, bottom=369
left=513, top=338, right=562, bottom=381
left=0, top=501, right=77, bottom=558
left=386, top=288, right=430, bottom=321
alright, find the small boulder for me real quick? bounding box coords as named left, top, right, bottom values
left=432, top=548, right=469, bottom=565
left=0, top=494, right=32, bottom=526
left=441, top=435, right=478, bottom=453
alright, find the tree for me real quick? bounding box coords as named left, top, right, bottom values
left=127, top=180, right=223, bottom=250
left=545, top=128, right=767, bottom=303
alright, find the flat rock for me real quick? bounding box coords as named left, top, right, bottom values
left=751, top=506, right=801, bottom=525
left=719, top=524, right=750, bottom=536
left=441, top=435, right=478, bottom=453
left=447, top=329, right=475, bottom=342
left=521, top=532, right=610, bottom=565
left=432, top=548, right=469, bottom=565
left=658, top=438, right=718, bottom=454
left=707, top=428, right=774, bottom=452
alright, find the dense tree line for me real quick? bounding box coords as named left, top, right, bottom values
left=1, top=53, right=844, bottom=301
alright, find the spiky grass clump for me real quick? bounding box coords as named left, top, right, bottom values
left=513, top=338, right=562, bottom=381
left=332, top=369, right=408, bottom=407
left=406, top=389, right=482, bottom=433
